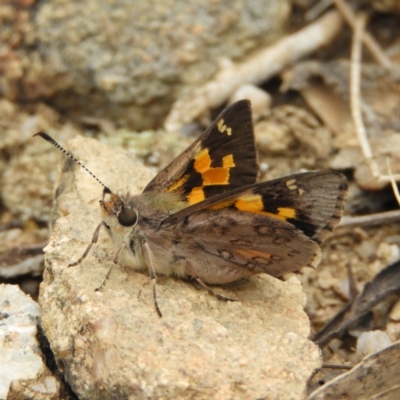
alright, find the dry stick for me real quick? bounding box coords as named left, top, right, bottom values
left=308, top=361, right=352, bottom=387
left=347, top=10, right=400, bottom=217
left=350, top=13, right=379, bottom=178
left=339, top=209, right=400, bottom=228
left=322, top=363, right=352, bottom=370
left=164, top=10, right=343, bottom=131
left=333, top=0, right=393, bottom=69
left=386, top=157, right=400, bottom=206
left=350, top=14, right=400, bottom=183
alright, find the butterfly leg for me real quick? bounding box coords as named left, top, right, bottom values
left=185, top=260, right=237, bottom=302
left=141, top=239, right=163, bottom=318
left=69, top=221, right=106, bottom=267
left=95, top=242, right=126, bottom=291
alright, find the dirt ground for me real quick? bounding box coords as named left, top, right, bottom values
left=1, top=1, right=400, bottom=398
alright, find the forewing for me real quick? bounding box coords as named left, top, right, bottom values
left=143, top=100, right=258, bottom=204
left=163, top=171, right=348, bottom=244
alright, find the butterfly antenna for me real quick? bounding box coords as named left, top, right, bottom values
left=34, top=132, right=112, bottom=193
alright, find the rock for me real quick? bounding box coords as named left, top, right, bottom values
left=356, top=330, right=392, bottom=359
left=0, top=284, right=61, bottom=400
left=39, top=136, right=322, bottom=399
left=2, top=0, right=290, bottom=130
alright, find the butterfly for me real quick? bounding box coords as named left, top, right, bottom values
left=35, top=99, right=347, bottom=316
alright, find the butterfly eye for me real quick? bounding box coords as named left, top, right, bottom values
left=118, top=208, right=138, bottom=227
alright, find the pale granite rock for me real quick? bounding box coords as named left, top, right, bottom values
left=0, top=284, right=61, bottom=400
left=39, top=136, right=322, bottom=399
left=356, top=331, right=392, bottom=359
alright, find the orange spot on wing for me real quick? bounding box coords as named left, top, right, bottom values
left=276, top=207, right=296, bottom=219
left=186, top=148, right=236, bottom=204
left=194, top=149, right=211, bottom=173
left=235, top=195, right=264, bottom=213
left=235, top=195, right=297, bottom=221
left=187, top=187, right=205, bottom=204
left=202, top=168, right=229, bottom=185
left=223, top=154, right=235, bottom=168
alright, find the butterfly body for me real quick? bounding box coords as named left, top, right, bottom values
left=100, top=191, right=189, bottom=279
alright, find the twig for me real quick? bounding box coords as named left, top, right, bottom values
left=322, top=363, right=353, bottom=370
left=339, top=209, right=400, bottom=227
left=346, top=262, right=359, bottom=300
left=350, top=13, right=378, bottom=175
left=164, top=10, right=343, bottom=131
left=349, top=13, right=400, bottom=183
left=333, top=0, right=393, bottom=69
left=386, top=157, right=400, bottom=206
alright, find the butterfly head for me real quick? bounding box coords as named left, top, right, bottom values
left=100, top=190, right=138, bottom=232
